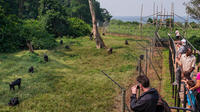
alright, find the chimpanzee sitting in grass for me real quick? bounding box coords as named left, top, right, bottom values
left=44, top=54, right=48, bottom=62
left=8, top=97, right=19, bottom=106
left=65, top=45, right=70, bottom=50
left=28, top=66, right=34, bottom=73
left=9, top=78, right=21, bottom=90
left=60, top=40, right=63, bottom=44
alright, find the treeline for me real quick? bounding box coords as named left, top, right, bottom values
left=0, top=0, right=112, bottom=52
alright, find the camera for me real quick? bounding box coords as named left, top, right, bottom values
left=136, top=85, right=140, bottom=89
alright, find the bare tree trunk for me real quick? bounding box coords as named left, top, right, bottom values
left=88, top=0, right=106, bottom=49
left=27, top=42, right=34, bottom=53
left=18, top=0, right=24, bottom=18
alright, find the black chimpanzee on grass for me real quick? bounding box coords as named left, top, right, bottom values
left=28, top=66, right=34, bottom=73
left=65, top=45, right=70, bottom=50
left=9, top=78, right=21, bottom=90
left=8, top=97, right=19, bottom=106
left=60, top=40, right=63, bottom=45
left=90, top=32, right=93, bottom=40
left=125, top=40, right=129, bottom=45
left=44, top=54, right=48, bottom=62
left=107, top=48, right=113, bottom=54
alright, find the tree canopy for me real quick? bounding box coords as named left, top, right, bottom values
left=186, top=0, right=200, bottom=21
left=0, top=0, right=112, bottom=52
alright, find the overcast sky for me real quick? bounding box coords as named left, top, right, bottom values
left=97, top=0, right=190, bottom=17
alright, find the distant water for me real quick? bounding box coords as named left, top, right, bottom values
left=112, top=16, right=198, bottom=23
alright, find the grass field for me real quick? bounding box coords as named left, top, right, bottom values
left=107, top=23, right=200, bottom=39
left=0, top=35, right=148, bottom=112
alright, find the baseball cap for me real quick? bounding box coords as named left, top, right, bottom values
left=181, top=39, right=186, bottom=45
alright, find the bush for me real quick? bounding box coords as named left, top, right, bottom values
left=0, top=7, right=25, bottom=52
left=67, top=18, right=91, bottom=37
left=21, top=19, right=57, bottom=50
left=43, top=10, right=70, bottom=37
left=190, top=22, right=199, bottom=28
left=188, top=35, right=200, bottom=50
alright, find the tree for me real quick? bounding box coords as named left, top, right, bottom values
left=186, top=0, right=200, bottom=21
left=23, top=0, right=40, bottom=19
left=100, top=8, right=112, bottom=22
left=147, top=18, right=153, bottom=24
left=88, top=0, right=106, bottom=49
left=39, top=0, right=69, bottom=37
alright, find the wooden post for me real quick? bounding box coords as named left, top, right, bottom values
left=145, top=48, right=148, bottom=75
left=172, top=3, right=174, bottom=29
left=140, top=4, right=143, bottom=30
left=138, top=59, right=142, bottom=75
left=153, top=2, right=155, bottom=25
left=140, top=4, right=143, bottom=39
left=152, top=38, right=155, bottom=58
left=160, top=4, right=163, bottom=28
left=149, top=44, right=152, bottom=68
left=122, top=89, right=126, bottom=112
left=156, top=6, right=158, bottom=27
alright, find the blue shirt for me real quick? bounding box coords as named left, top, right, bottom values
left=187, top=90, right=196, bottom=107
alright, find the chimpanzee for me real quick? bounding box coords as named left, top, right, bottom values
left=8, top=97, right=19, bottom=106
left=90, top=33, right=93, bottom=40
left=9, top=78, right=21, bottom=90
left=44, top=54, right=48, bottom=62
left=140, top=55, right=144, bottom=60
left=125, top=40, right=129, bottom=45
left=107, top=48, right=113, bottom=54
left=60, top=40, right=63, bottom=45
left=65, top=45, right=70, bottom=50
left=28, top=66, right=34, bottom=73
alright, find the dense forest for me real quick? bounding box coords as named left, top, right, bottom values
left=0, top=0, right=112, bottom=52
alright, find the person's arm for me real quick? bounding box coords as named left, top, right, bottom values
left=188, top=67, right=195, bottom=73
left=187, top=57, right=196, bottom=73
left=130, top=95, right=147, bottom=111
left=190, top=80, right=200, bottom=90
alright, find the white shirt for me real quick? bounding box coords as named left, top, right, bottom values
left=175, top=30, right=180, bottom=36
left=180, top=54, right=196, bottom=72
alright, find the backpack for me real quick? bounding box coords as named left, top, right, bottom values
left=156, top=95, right=171, bottom=112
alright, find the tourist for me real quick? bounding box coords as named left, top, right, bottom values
left=186, top=80, right=196, bottom=109
left=175, top=29, right=180, bottom=40
left=130, top=75, right=159, bottom=112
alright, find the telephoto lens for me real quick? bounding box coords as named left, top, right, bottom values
left=136, top=85, right=140, bottom=89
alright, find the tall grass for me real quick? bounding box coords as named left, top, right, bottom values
left=0, top=35, right=146, bottom=112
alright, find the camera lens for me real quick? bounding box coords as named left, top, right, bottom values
left=137, top=85, right=140, bottom=89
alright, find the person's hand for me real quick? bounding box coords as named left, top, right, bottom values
left=131, top=85, right=138, bottom=94
left=190, top=87, right=194, bottom=91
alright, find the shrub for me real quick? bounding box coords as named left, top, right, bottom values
left=188, top=35, right=200, bottom=50
left=0, top=7, right=25, bottom=52
left=21, top=19, right=57, bottom=50
left=67, top=18, right=91, bottom=37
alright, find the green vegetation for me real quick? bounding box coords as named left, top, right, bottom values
left=0, top=0, right=112, bottom=53
left=107, top=19, right=172, bottom=38
left=161, top=50, right=174, bottom=106
left=0, top=35, right=146, bottom=112
left=107, top=19, right=200, bottom=46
